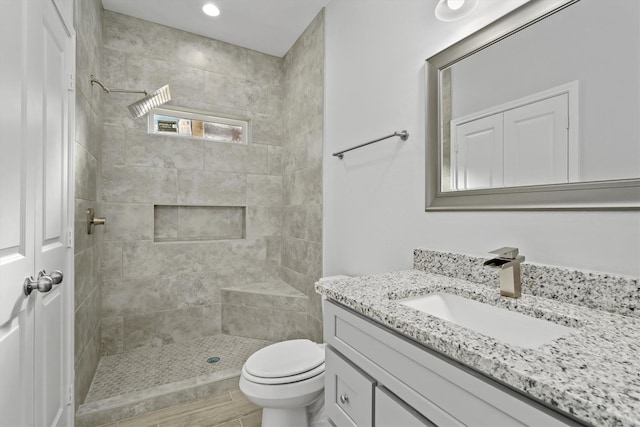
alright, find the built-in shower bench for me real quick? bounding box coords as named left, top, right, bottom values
left=221, top=280, right=309, bottom=341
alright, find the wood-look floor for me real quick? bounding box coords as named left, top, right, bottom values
left=97, top=389, right=262, bottom=427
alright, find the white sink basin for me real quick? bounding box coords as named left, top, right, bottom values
left=399, top=292, right=573, bottom=349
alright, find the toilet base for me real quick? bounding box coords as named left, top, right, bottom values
left=262, top=407, right=308, bottom=427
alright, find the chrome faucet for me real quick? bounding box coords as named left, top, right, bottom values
left=483, top=247, right=525, bottom=298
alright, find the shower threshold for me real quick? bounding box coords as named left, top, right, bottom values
left=75, top=334, right=272, bottom=427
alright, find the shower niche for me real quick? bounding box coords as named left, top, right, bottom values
left=154, top=205, right=246, bottom=242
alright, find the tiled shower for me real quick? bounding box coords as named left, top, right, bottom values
left=73, top=0, right=325, bottom=424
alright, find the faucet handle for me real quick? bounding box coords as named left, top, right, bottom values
left=489, top=247, right=519, bottom=259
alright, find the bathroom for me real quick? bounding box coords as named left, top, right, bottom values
left=1, top=0, right=638, bottom=426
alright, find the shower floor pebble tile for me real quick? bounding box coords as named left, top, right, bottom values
left=85, top=335, right=272, bottom=404
left=96, top=389, right=261, bottom=427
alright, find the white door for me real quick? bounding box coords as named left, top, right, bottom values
left=0, top=0, right=74, bottom=425
left=452, top=113, right=504, bottom=190
left=503, top=94, right=569, bottom=187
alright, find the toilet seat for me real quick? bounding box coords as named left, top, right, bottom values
left=244, top=339, right=325, bottom=379
left=242, top=362, right=325, bottom=385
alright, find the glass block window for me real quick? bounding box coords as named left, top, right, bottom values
left=148, top=107, right=249, bottom=144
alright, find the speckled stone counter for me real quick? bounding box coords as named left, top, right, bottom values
left=316, top=252, right=640, bottom=427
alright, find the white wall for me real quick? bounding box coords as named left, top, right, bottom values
left=323, top=0, right=640, bottom=278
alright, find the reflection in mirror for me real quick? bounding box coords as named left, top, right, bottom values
left=426, top=0, right=640, bottom=210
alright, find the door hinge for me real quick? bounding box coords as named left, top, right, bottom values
left=67, top=229, right=73, bottom=247
left=68, top=73, right=75, bottom=91
left=67, top=384, right=73, bottom=406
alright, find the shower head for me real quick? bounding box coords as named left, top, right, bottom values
left=90, top=75, right=172, bottom=118
left=127, top=85, right=171, bottom=119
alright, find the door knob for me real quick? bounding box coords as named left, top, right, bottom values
left=23, top=270, right=64, bottom=296
left=24, top=271, right=53, bottom=296
left=49, top=270, right=64, bottom=285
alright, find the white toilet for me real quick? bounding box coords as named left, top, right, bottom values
left=239, top=275, right=350, bottom=427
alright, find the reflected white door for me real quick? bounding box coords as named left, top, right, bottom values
left=503, top=94, right=569, bottom=187
left=0, top=0, right=73, bottom=425
left=452, top=113, right=504, bottom=190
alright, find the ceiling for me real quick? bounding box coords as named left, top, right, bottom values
left=101, top=0, right=530, bottom=58
left=101, top=0, right=331, bottom=57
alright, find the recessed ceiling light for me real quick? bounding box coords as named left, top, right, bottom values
left=435, top=0, right=479, bottom=21
left=202, top=3, right=220, bottom=17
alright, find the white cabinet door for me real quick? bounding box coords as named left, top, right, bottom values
left=0, top=0, right=73, bottom=425
left=452, top=113, right=504, bottom=190
left=503, top=94, right=569, bottom=187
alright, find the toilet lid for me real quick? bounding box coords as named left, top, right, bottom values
left=245, top=339, right=325, bottom=378
left=242, top=362, right=325, bottom=385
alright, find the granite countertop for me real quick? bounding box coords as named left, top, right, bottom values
left=316, top=270, right=640, bottom=427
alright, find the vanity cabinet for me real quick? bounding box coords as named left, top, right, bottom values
left=323, top=300, right=584, bottom=427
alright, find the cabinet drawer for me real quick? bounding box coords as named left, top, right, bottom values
left=376, top=386, right=434, bottom=427
left=325, top=347, right=375, bottom=427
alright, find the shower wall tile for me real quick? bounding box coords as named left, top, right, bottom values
left=102, top=48, right=126, bottom=90
left=306, top=287, right=324, bottom=321
left=75, top=287, right=101, bottom=366
left=265, top=236, right=282, bottom=263
left=101, top=316, right=123, bottom=355
left=283, top=205, right=306, bottom=240
left=124, top=54, right=206, bottom=99
left=101, top=241, right=123, bottom=279
left=173, top=32, right=249, bottom=77
left=74, top=334, right=101, bottom=412
left=122, top=306, right=204, bottom=352
left=203, top=142, right=268, bottom=175
left=203, top=72, right=268, bottom=114
left=222, top=305, right=307, bottom=341
left=76, top=91, right=90, bottom=152
left=102, top=125, right=125, bottom=165
left=287, top=166, right=322, bottom=206
left=278, top=10, right=324, bottom=337
left=75, top=144, right=98, bottom=201
left=102, top=271, right=248, bottom=319
left=246, top=206, right=282, bottom=237
left=102, top=164, right=177, bottom=203
left=75, top=247, right=96, bottom=310
left=122, top=239, right=266, bottom=278
left=101, top=92, right=144, bottom=130
left=126, top=128, right=204, bottom=170
left=102, top=203, right=153, bottom=241
left=246, top=175, right=282, bottom=206
left=305, top=127, right=324, bottom=167
left=177, top=170, right=246, bottom=206
left=75, top=0, right=104, bottom=408
left=252, top=114, right=284, bottom=146
left=103, top=11, right=150, bottom=57
left=305, top=203, right=323, bottom=243
left=246, top=49, right=283, bottom=84
left=307, top=315, right=323, bottom=344
left=202, top=304, right=222, bottom=336
left=268, top=146, right=283, bottom=175
left=279, top=266, right=311, bottom=297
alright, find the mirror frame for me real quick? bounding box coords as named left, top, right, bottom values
left=425, top=0, right=640, bottom=211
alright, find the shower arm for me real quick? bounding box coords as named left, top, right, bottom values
left=90, top=75, right=148, bottom=96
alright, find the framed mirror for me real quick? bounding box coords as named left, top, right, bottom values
left=425, top=0, right=640, bottom=210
